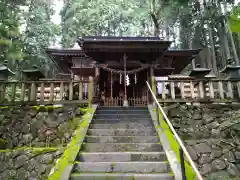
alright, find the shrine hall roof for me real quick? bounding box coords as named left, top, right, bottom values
left=46, top=36, right=201, bottom=74
left=78, top=36, right=170, bottom=42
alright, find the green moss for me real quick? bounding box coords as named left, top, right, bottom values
left=79, top=108, right=87, bottom=115
left=0, top=138, right=8, bottom=144
left=0, top=138, right=8, bottom=149
left=0, top=147, right=59, bottom=154
left=48, top=107, right=95, bottom=180
left=78, top=104, right=88, bottom=108
left=0, top=106, right=9, bottom=109
left=156, top=110, right=196, bottom=180
left=31, top=147, right=58, bottom=156
left=31, top=105, right=61, bottom=112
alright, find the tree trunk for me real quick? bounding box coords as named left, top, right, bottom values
left=165, top=23, right=170, bottom=40
left=150, top=0, right=160, bottom=37
left=223, top=2, right=240, bottom=65
left=203, top=0, right=217, bottom=72
left=150, top=13, right=160, bottom=37
left=208, top=25, right=217, bottom=73
left=216, top=0, right=231, bottom=63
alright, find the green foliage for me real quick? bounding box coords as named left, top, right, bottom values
left=0, top=0, right=60, bottom=78
left=228, top=6, right=240, bottom=32
left=22, top=0, right=60, bottom=77
left=0, top=0, right=24, bottom=70
left=60, top=0, right=153, bottom=47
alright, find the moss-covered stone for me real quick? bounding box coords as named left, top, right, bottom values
left=0, top=138, right=8, bottom=149
left=155, top=109, right=196, bottom=180
left=31, top=147, right=58, bottom=156
left=32, top=105, right=62, bottom=112
left=47, top=107, right=96, bottom=180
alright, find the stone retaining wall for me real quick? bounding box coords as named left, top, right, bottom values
left=168, top=104, right=240, bottom=179
left=0, top=105, right=85, bottom=149
left=0, top=148, right=64, bottom=180
left=0, top=104, right=88, bottom=180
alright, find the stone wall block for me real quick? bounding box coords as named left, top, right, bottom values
left=200, top=164, right=212, bottom=175
left=186, top=145, right=198, bottom=161
left=199, top=154, right=212, bottom=164
left=15, top=154, right=29, bottom=169
left=211, top=159, right=227, bottom=170
left=210, top=150, right=222, bottom=160
left=227, top=163, right=240, bottom=177
left=194, top=143, right=212, bottom=153
left=234, top=151, right=240, bottom=160
left=223, top=151, right=236, bottom=163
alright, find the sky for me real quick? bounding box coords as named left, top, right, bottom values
left=51, top=0, right=64, bottom=25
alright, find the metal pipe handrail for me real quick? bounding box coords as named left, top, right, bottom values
left=146, top=81, right=204, bottom=180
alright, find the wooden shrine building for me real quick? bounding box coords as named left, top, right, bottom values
left=46, top=36, right=201, bottom=106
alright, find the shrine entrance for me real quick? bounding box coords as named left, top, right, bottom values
left=98, top=64, right=149, bottom=107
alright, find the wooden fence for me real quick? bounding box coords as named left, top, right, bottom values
left=156, top=79, right=240, bottom=103
left=103, top=97, right=148, bottom=107
left=0, top=77, right=93, bottom=105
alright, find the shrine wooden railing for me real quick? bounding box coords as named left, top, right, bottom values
left=103, top=97, right=148, bottom=107
left=156, top=79, right=240, bottom=103
left=0, top=77, right=93, bottom=106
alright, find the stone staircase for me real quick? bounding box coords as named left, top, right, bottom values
left=69, top=107, right=174, bottom=180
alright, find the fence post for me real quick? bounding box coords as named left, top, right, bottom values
left=30, top=82, right=37, bottom=101
left=150, top=67, right=156, bottom=105
left=156, top=105, right=160, bottom=127
left=88, top=76, right=93, bottom=108
left=179, top=147, right=187, bottom=180
left=0, top=83, right=6, bottom=102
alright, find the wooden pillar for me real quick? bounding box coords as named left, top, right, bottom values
left=110, top=71, right=113, bottom=98
left=123, top=54, right=128, bottom=106
left=95, top=67, right=100, bottom=97
left=150, top=66, right=156, bottom=96
left=0, top=84, right=6, bottom=102
left=88, top=76, right=93, bottom=108
left=30, top=83, right=37, bottom=101
left=150, top=66, right=156, bottom=105
left=95, top=67, right=100, bottom=76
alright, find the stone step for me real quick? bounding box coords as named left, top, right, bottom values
left=70, top=173, right=174, bottom=180
left=95, top=110, right=149, bottom=115
left=85, top=136, right=159, bottom=143
left=89, top=122, right=154, bottom=129
left=77, top=152, right=167, bottom=162
left=81, top=143, right=163, bottom=152
left=94, top=114, right=151, bottom=119
left=72, top=162, right=170, bottom=173
left=91, top=118, right=153, bottom=123
left=87, top=129, right=156, bottom=136
left=97, top=107, right=148, bottom=110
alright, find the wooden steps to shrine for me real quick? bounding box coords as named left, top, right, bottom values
left=69, top=107, right=174, bottom=180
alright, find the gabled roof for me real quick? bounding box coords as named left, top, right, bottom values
left=159, top=49, right=202, bottom=74
left=46, top=37, right=201, bottom=74
left=79, top=36, right=170, bottom=42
